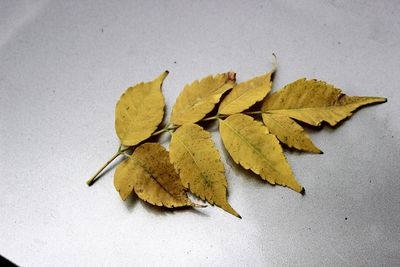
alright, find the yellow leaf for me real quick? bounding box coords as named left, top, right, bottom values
left=262, top=78, right=386, bottom=126
left=262, top=113, right=321, bottom=154
left=218, top=70, right=274, bottom=115
left=114, top=143, right=193, bottom=208
left=115, top=71, right=168, bottom=146
left=170, top=72, right=236, bottom=125
left=114, top=159, right=134, bottom=201
left=169, top=123, right=240, bottom=217
left=219, top=114, right=303, bottom=193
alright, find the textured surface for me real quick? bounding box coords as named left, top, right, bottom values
left=114, top=143, right=193, bottom=207
left=171, top=73, right=235, bottom=125
left=219, top=70, right=273, bottom=115
left=115, top=71, right=167, bottom=146
left=1, top=1, right=399, bottom=266
left=113, top=158, right=134, bottom=200
left=262, top=78, right=386, bottom=126
left=170, top=124, right=239, bottom=217
left=220, top=114, right=303, bottom=193
left=262, top=113, right=321, bottom=153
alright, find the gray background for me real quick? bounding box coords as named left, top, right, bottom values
left=1, top=0, right=399, bottom=266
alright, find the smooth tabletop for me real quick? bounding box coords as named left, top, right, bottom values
left=1, top=1, right=399, bottom=266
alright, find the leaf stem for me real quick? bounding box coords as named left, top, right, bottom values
left=167, top=125, right=179, bottom=131
left=86, top=146, right=131, bottom=186
left=152, top=123, right=180, bottom=136
left=201, top=116, right=219, bottom=121
left=152, top=128, right=168, bottom=136
left=244, top=111, right=263, bottom=115
left=87, top=109, right=267, bottom=187
left=201, top=112, right=266, bottom=121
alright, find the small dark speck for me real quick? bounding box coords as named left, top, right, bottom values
left=369, top=180, right=372, bottom=183
left=337, top=41, right=341, bottom=45
left=101, top=28, right=104, bottom=33
left=323, top=23, right=327, bottom=27
left=392, top=135, right=394, bottom=138
left=300, top=187, right=306, bottom=195
left=174, top=61, right=177, bottom=64
left=345, top=217, right=348, bottom=220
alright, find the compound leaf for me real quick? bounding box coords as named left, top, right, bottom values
left=115, top=71, right=168, bottom=146
left=219, top=114, right=303, bottom=193
left=114, top=143, right=193, bottom=208
left=170, top=72, right=236, bottom=125
left=169, top=123, right=240, bottom=217
left=262, top=113, right=321, bottom=153
left=218, top=70, right=274, bottom=115
left=262, top=78, right=386, bottom=126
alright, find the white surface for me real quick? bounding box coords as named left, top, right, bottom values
left=1, top=0, right=399, bottom=266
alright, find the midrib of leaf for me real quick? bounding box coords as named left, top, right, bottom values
left=130, top=155, right=177, bottom=200
left=173, top=83, right=229, bottom=118
left=220, top=90, right=252, bottom=113
left=219, top=119, right=282, bottom=178
left=173, top=134, right=212, bottom=186
left=265, top=98, right=384, bottom=113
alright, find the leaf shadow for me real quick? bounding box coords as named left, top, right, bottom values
left=282, top=105, right=385, bottom=155
left=123, top=193, right=139, bottom=211
left=147, top=131, right=171, bottom=144
left=197, top=119, right=219, bottom=132
left=138, top=200, right=208, bottom=217
left=196, top=86, right=233, bottom=130
left=246, top=99, right=264, bottom=113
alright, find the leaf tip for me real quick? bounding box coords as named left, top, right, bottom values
left=372, top=97, right=387, bottom=103
left=157, top=70, right=169, bottom=82
left=119, top=192, right=129, bottom=201
left=319, top=150, right=324, bottom=154
left=231, top=209, right=242, bottom=219
left=300, top=187, right=306, bottom=195
left=221, top=202, right=241, bottom=218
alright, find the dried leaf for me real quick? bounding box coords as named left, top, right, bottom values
left=219, top=114, right=303, bottom=193
left=169, top=123, right=240, bottom=217
left=170, top=72, right=236, bottom=125
left=262, top=113, right=321, bottom=153
left=114, top=143, right=193, bottom=208
left=262, top=78, right=386, bottom=126
left=113, top=159, right=134, bottom=201
left=218, top=70, right=274, bottom=115
left=88, top=67, right=387, bottom=218
left=115, top=71, right=168, bottom=146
